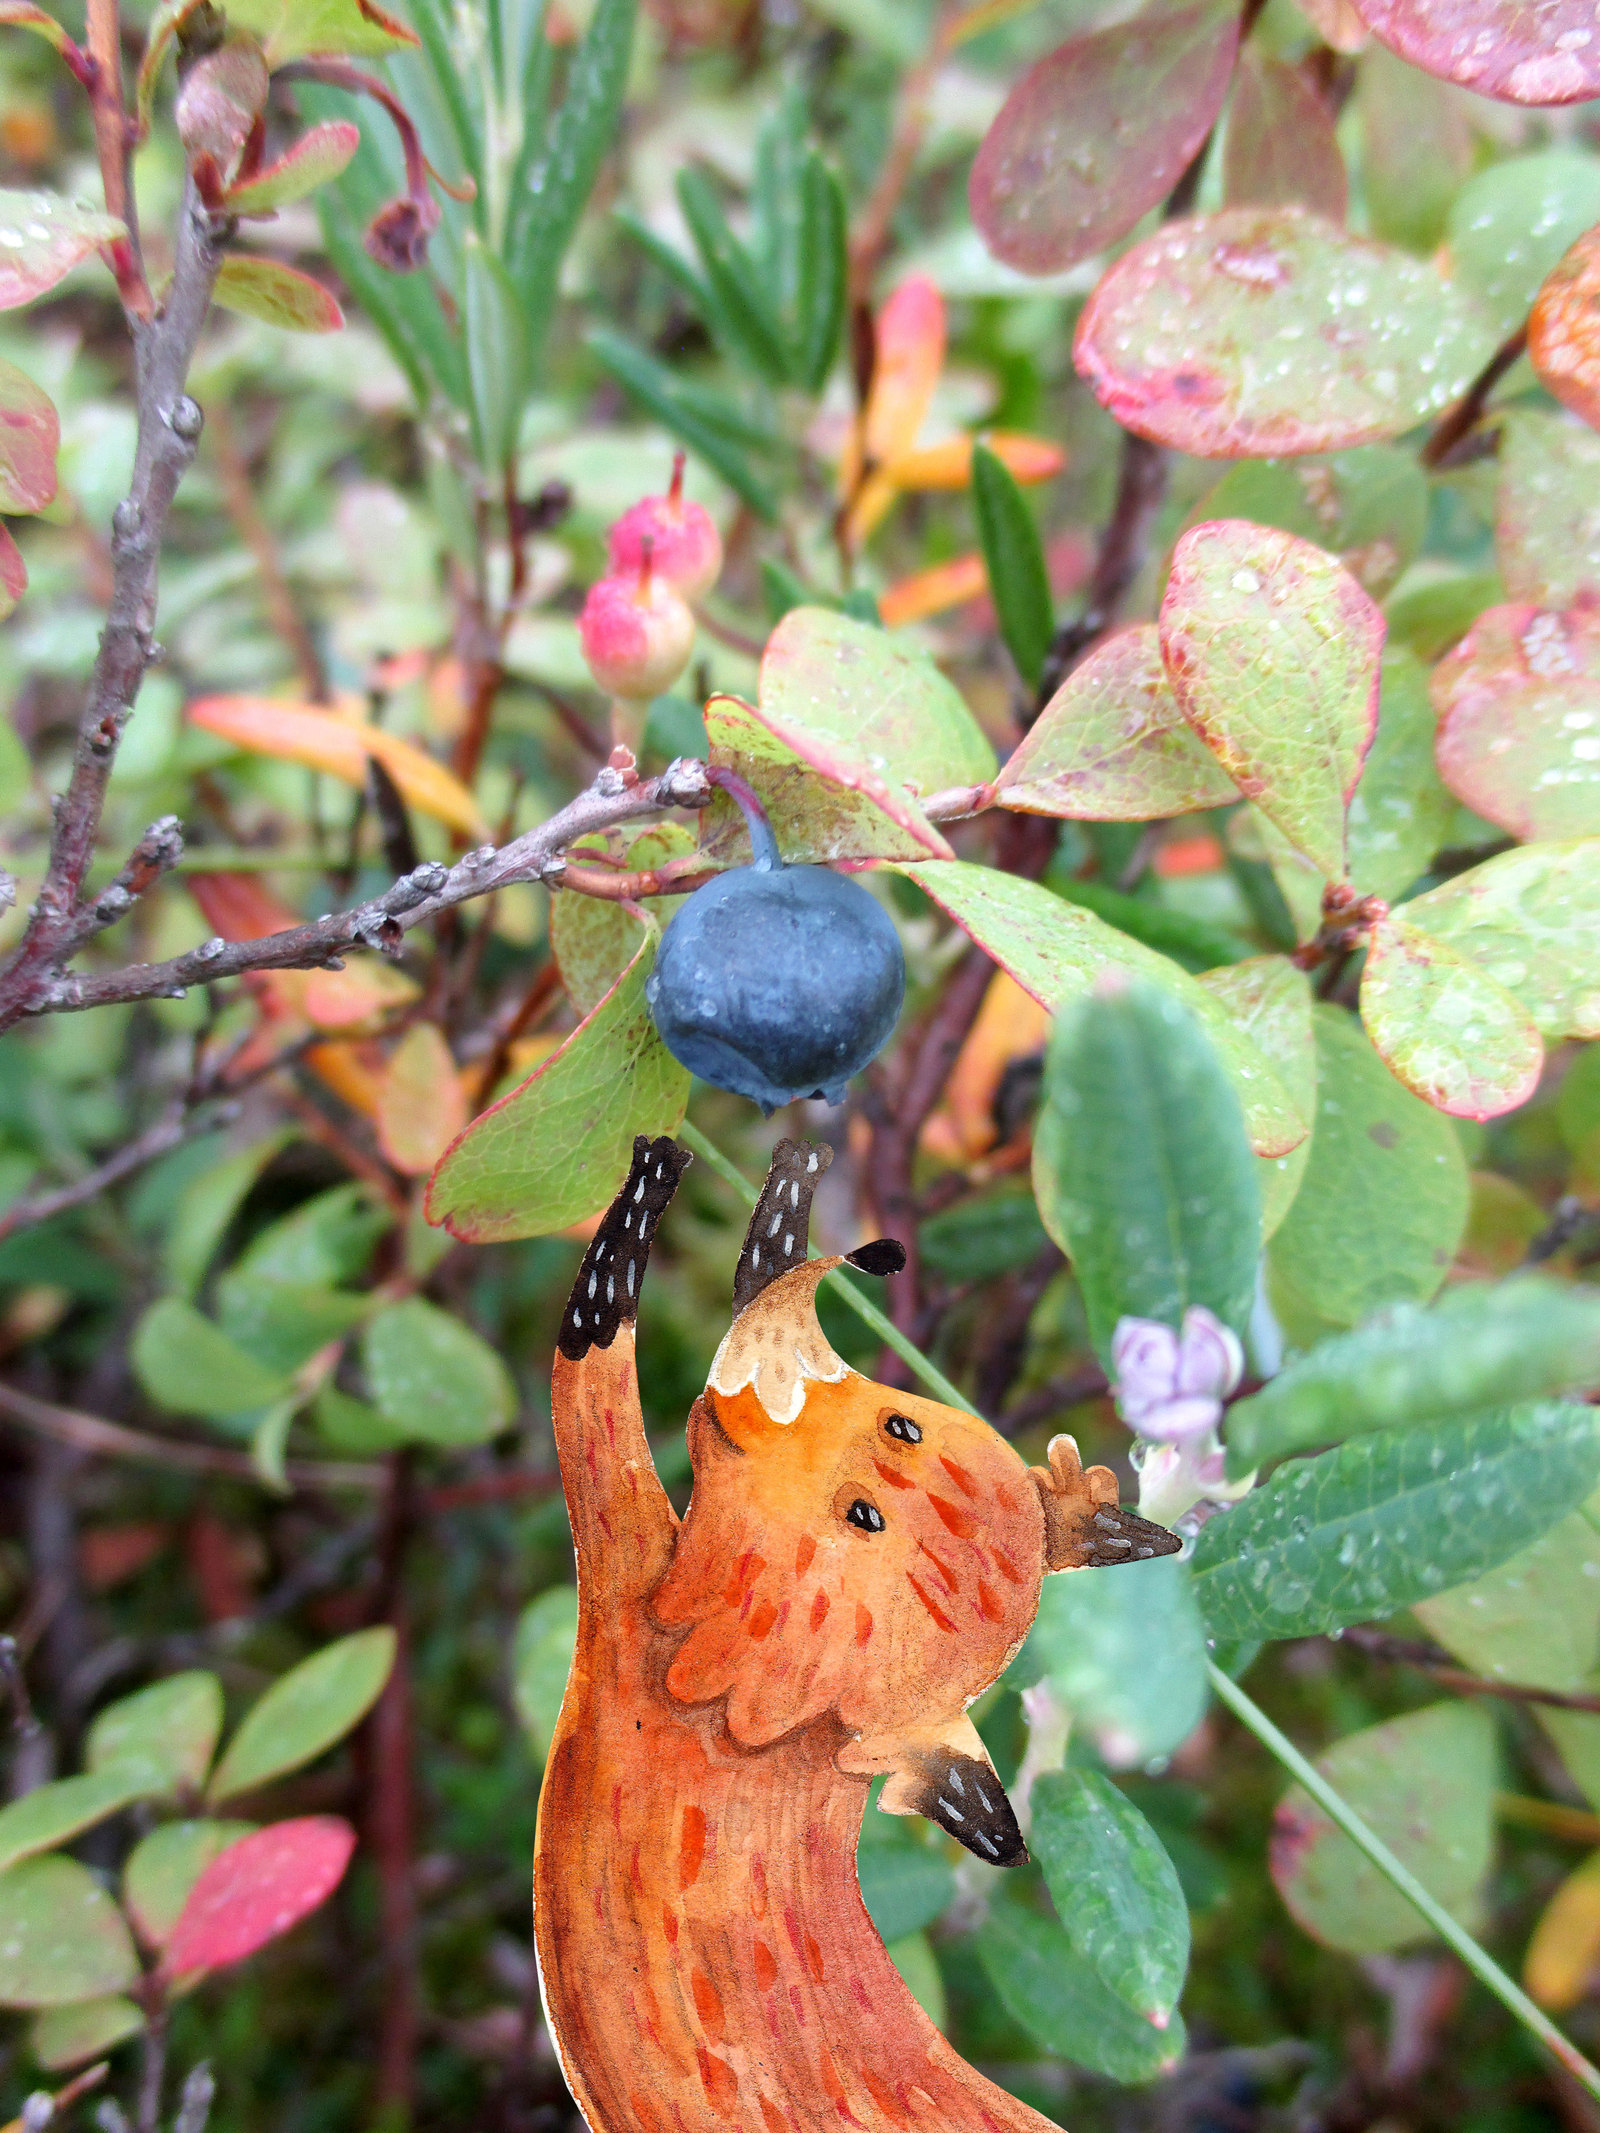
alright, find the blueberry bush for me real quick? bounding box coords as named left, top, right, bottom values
left=4, top=0, right=1600, bottom=2125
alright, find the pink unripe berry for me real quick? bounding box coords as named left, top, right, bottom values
left=606, top=452, right=723, bottom=601
left=579, top=552, right=695, bottom=701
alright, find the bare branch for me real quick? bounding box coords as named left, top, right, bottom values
left=0, top=178, right=223, bottom=1029
left=1421, top=323, right=1528, bottom=470
left=0, top=1097, right=235, bottom=1245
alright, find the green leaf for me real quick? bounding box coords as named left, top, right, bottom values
left=1346, top=651, right=1456, bottom=905
left=1183, top=447, right=1428, bottom=603
left=311, top=1382, right=409, bottom=1454
left=224, top=121, right=360, bottom=213
left=509, top=0, right=635, bottom=347
left=196, top=0, right=416, bottom=64
left=1397, top=840, right=1600, bottom=1042
left=1271, top=1703, right=1495, bottom=1953
left=900, top=862, right=1304, bottom=1158
left=213, top=255, right=343, bottom=332
left=1226, top=1277, right=1600, bottom=1476
left=1030, top=1771, right=1189, bottom=2026
left=1008, top=1556, right=1208, bottom=1766
left=976, top=1903, right=1186, bottom=2084
left=1034, top=979, right=1260, bottom=1361
left=856, top=1831, right=956, bottom=1944
left=588, top=329, right=780, bottom=518
left=701, top=691, right=952, bottom=868
left=761, top=607, right=996, bottom=799
left=1190, top=1402, right=1600, bottom=1642
left=971, top=442, right=1053, bottom=691
left=0, top=353, right=57, bottom=513
left=1076, top=207, right=1495, bottom=457
left=1267, top=1007, right=1468, bottom=1332
left=1358, top=914, right=1544, bottom=1121
left=1196, top=955, right=1314, bottom=1239
left=207, top=1626, right=396, bottom=1805
left=0, top=1857, right=139, bottom=2007
left=886, top=1932, right=945, bottom=2030
left=1496, top=410, right=1600, bottom=610
left=131, top=1296, right=291, bottom=1422
left=512, top=1585, right=577, bottom=1761
left=1160, top=520, right=1384, bottom=880
left=1432, top=601, right=1600, bottom=842
left=1448, top=151, right=1600, bottom=340
left=1415, top=1494, right=1600, bottom=1695
left=0, top=190, right=124, bottom=310
left=214, top=1274, right=371, bottom=1376
left=795, top=154, right=846, bottom=393
left=236, top=1181, right=388, bottom=1287
left=997, top=624, right=1238, bottom=822
left=162, top=1129, right=293, bottom=1297
left=28, top=1994, right=144, bottom=2070
left=1046, top=873, right=1248, bottom=976
left=362, top=1297, right=516, bottom=1447
left=0, top=1771, right=152, bottom=1877
left=677, top=166, right=792, bottom=385
left=123, top=1820, right=255, bottom=1949
left=464, top=233, right=530, bottom=473
left=86, top=1670, right=223, bottom=1795
left=550, top=823, right=696, bottom=1016
left=426, top=932, right=692, bottom=1244
left=920, top=1186, right=1049, bottom=1283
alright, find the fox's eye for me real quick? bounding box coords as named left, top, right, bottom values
left=846, top=1498, right=886, bottom=1534
left=884, top=1413, right=922, bottom=1444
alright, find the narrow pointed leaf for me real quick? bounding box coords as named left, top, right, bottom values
left=1431, top=601, right=1600, bottom=841
left=1160, top=521, right=1384, bottom=879
left=0, top=190, right=123, bottom=309
left=1348, top=0, right=1600, bottom=103
left=588, top=329, right=779, bottom=518
left=900, top=861, right=1303, bottom=1157
left=207, top=1627, right=395, bottom=1804
left=969, top=2, right=1238, bottom=273
left=1397, top=840, right=1600, bottom=1040
left=165, top=1817, right=355, bottom=1976
left=213, top=254, right=344, bottom=332
left=225, top=121, right=360, bottom=212
left=1360, top=914, right=1544, bottom=1119
left=998, top=624, right=1238, bottom=821
left=1075, top=208, right=1495, bottom=456
left=464, top=234, right=530, bottom=471
left=971, top=441, right=1053, bottom=690
left=425, top=934, right=691, bottom=1243
left=795, top=153, right=846, bottom=392
left=1030, top=1771, right=1189, bottom=2027
left=0, top=354, right=57, bottom=512
left=0, top=1857, right=139, bottom=2007
left=1192, top=1401, right=1600, bottom=1642
left=678, top=166, right=791, bottom=384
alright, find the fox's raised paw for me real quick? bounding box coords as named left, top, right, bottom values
left=1030, top=1433, right=1182, bottom=1572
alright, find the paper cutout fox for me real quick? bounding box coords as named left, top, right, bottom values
left=533, top=1136, right=1179, bottom=2133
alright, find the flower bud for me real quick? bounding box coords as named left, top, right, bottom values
left=175, top=37, right=269, bottom=182
left=579, top=553, right=695, bottom=702
left=606, top=452, right=722, bottom=601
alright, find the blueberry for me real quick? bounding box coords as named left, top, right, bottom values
left=646, top=856, right=905, bottom=1113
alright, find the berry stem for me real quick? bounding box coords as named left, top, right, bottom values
left=705, top=765, right=781, bottom=871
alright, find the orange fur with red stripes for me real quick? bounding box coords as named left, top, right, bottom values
left=532, top=1136, right=1177, bottom=2133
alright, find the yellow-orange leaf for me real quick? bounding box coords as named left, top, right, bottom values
left=377, top=1023, right=469, bottom=1175
left=188, top=695, right=487, bottom=836
left=840, top=277, right=946, bottom=503
left=878, top=553, right=989, bottom=629
left=1526, top=1850, right=1600, bottom=2010
left=888, top=431, right=1066, bottom=492
left=1529, top=226, right=1600, bottom=433
left=302, top=960, right=419, bottom=1031
left=922, top=970, right=1051, bottom=1162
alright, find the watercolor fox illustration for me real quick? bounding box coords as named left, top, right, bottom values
left=533, top=1134, right=1181, bottom=2133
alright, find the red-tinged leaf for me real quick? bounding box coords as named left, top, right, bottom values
left=1398, top=841, right=1600, bottom=1041
left=225, top=121, right=361, bottom=213
left=139, top=0, right=415, bottom=121
left=1223, top=51, right=1348, bottom=222
left=1529, top=225, right=1600, bottom=432
left=862, top=277, right=943, bottom=471
left=1160, top=520, right=1384, bottom=880
left=1348, top=0, right=1600, bottom=103
left=969, top=2, right=1239, bottom=274
left=376, top=1023, right=468, bottom=1176
left=1074, top=207, right=1496, bottom=457
left=1432, top=601, right=1600, bottom=840
left=0, top=522, right=25, bottom=620
left=1360, top=914, right=1544, bottom=1120
left=163, top=1816, right=355, bottom=1978
left=1496, top=410, right=1600, bottom=608
left=0, top=189, right=124, bottom=309
left=996, top=623, right=1239, bottom=821
left=0, top=2, right=71, bottom=52
left=0, top=353, right=58, bottom=513
left=214, top=254, right=344, bottom=332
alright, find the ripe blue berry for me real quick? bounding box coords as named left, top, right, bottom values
left=646, top=849, right=904, bottom=1114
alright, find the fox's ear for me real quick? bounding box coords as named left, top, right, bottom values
left=840, top=1714, right=1027, bottom=1868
